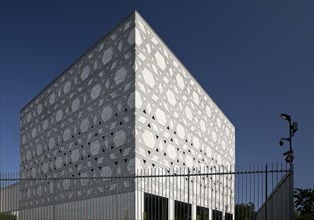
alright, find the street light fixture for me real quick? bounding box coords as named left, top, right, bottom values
left=281, top=113, right=291, bottom=121
left=279, top=113, right=298, bottom=163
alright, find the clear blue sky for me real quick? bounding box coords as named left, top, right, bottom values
left=0, top=1, right=313, bottom=188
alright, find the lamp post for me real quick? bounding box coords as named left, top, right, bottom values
left=279, top=113, right=297, bottom=220
left=279, top=113, right=298, bottom=163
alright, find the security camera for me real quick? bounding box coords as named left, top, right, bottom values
left=283, top=150, right=293, bottom=156
left=284, top=153, right=294, bottom=163
left=292, top=122, right=298, bottom=136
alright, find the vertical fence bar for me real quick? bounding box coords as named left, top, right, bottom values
left=3, top=173, right=5, bottom=218
left=218, top=165, right=220, bottom=219
left=290, top=163, right=294, bottom=220
left=154, top=168, right=156, bottom=220
left=52, top=178, right=55, bottom=220
left=197, top=167, right=199, bottom=220
left=167, top=168, right=169, bottom=220
left=253, top=164, right=255, bottom=220
left=161, top=168, right=163, bottom=220
left=186, top=168, right=189, bottom=220
left=146, top=168, right=148, bottom=219
left=157, top=168, right=159, bottom=220
left=245, top=164, right=247, bottom=220
left=116, top=174, right=118, bottom=220
left=241, top=165, right=244, bottom=220
left=4, top=173, right=6, bottom=216
left=250, top=166, right=252, bottom=220
left=236, top=165, right=239, bottom=220
left=8, top=173, right=10, bottom=219
left=142, top=169, right=144, bottom=220
left=281, top=163, right=283, bottom=219
left=258, top=165, right=261, bottom=220
left=173, top=167, right=175, bottom=220
left=221, top=166, right=223, bottom=218
left=0, top=164, right=295, bottom=220
left=150, top=168, right=152, bottom=220
left=265, top=164, right=268, bottom=220
left=165, top=168, right=167, bottom=220
left=136, top=169, right=138, bottom=220
left=207, top=166, right=210, bottom=220
left=271, top=163, right=273, bottom=220
left=227, top=165, right=229, bottom=217
left=203, top=166, right=206, bottom=220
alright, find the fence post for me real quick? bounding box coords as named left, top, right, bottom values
left=187, top=168, right=190, bottom=220
left=290, top=163, right=294, bottom=220
left=265, top=164, right=268, bottom=220
left=116, top=176, right=118, bottom=220
left=53, top=178, right=56, bottom=220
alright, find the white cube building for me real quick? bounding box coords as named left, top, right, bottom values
left=19, top=11, right=235, bottom=220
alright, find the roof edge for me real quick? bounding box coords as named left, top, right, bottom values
left=20, top=11, right=137, bottom=112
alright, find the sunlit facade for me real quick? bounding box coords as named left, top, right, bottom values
left=18, top=11, right=235, bottom=219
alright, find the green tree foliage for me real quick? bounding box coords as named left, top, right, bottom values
left=294, top=188, right=314, bottom=220
left=124, top=210, right=129, bottom=220
left=0, top=212, right=17, bottom=220
left=143, top=212, right=147, bottom=220
left=235, top=203, right=256, bottom=220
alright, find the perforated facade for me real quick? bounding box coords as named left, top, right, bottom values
left=134, top=13, right=235, bottom=171
left=19, top=11, right=235, bottom=219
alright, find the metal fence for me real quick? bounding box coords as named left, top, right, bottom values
left=0, top=163, right=293, bottom=220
